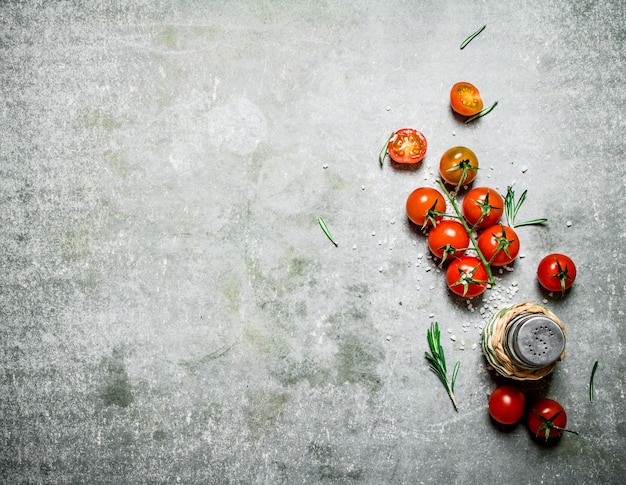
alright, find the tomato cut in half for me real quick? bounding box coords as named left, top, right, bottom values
left=450, top=82, right=484, bottom=117
left=406, top=187, right=446, bottom=228
left=387, top=128, right=428, bottom=164
left=462, top=187, right=504, bottom=229
left=427, top=219, right=469, bottom=261
left=537, top=253, right=577, bottom=294
left=445, top=255, right=489, bottom=297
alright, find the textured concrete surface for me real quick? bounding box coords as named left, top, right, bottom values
left=1, top=1, right=625, bottom=483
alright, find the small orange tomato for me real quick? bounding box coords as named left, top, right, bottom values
left=450, top=82, right=483, bottom=117
left=387, top=128, right=427, bottom=164
left=439, top=146, right=479, bottom=186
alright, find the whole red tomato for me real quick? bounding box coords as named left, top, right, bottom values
left=527, top=398, right=577, bottom=442
left=445, top=255, right=488, bottom=297
left=488, top=385, right=526, bottom=425
left=537, top=254, right=577, bottom=294
left=462, top=187, right=504, bottom=229
left=450, top=82, right=483, bottom=117
left=387, top=128, right=427, bottom=164
left=427, top=219, right=469, bottom=261
left=439, top=146, right=479, bottom=186
left=406, top=187, right=446, bottom=228
left=477, top=224, right=520, bottom=266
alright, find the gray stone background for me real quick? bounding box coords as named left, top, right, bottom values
left=1, top=0, right=624, bottom=483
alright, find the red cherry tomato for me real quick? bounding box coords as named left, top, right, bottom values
left=450, top=82, right=484, bottom=117
left=477, top=224, right=520, bottom=267
left=445, top=255, right=488, bottom=297
left=387, top=128, right=427, bottom=164
left=427, top=219, right=469, bottom=261
left=527, top=398, right=576, bottom=442
left=537, top=254, right=577, bottom=294
left=462, top=187, right=504, bottom=229
left=488, top=385, right=526, bottom=425
left=406, top=187, right=446, bottom=228
left=439, top=146, right=479, bottom=186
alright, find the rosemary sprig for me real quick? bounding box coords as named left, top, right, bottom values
left=379, top=132, right=394, bottom=166
left=503, top=186, right=548, bottom=227
left=465, top=100, right=498, bottom=124
left=590, top=360, right=599, bottom=402
left=317, top=216, right=338, bottom=247
left=460, top=25, right=486, bottom=49
left=425, top=322, right=460, bottom=411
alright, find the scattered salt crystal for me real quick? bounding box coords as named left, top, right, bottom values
left=543, top=298, right=548, bottom=304
left=352, top=244, right=357, bottom=250
left=390, top=219, right=395, bottom=225
left=566, top=221, right=572, bottom=227
left=361, top=185, right=365, bottom=190
left=417, top=253, right=424, bottom=259
left=386, top=335, right=392, bottom=341
left=521, top=166, right=528, bottom=173
left=447, top=327, right=452, bottom=333
left=323, top=164, right=328, bottom=169
left=450, top=335, right=457, bottom=341
left=371, top=231, right=376, bottom=236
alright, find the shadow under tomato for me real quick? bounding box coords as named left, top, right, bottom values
left=389, top=160, right=424, bottom=172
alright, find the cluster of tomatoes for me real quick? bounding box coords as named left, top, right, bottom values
left=384, top=82, right=577, bottom=299
left=488, top=385, right=577, bottom=442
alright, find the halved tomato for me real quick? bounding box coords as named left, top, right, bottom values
left=450, top=82, right=483, bottom=117
left=387, top=128, right=427, bottom=164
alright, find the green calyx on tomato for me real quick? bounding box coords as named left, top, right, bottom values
left=462, top=187, right=504, bottom=229
left=406, top=187, right=447, bottom=229
left=478, top=224, right=520, bottom=267
left=537, top=253, right=577, bottom=295
left=439, top=146, right=479, bottom=195
left=427, top=219, right=470, bottom=263
left=445, top=255, right=488, bottom=297
left=527, top=399, right=578, bottom=442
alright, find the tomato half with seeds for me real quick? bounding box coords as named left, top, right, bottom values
left=406, top=187, right=446, bottom=228
left=488, top=385, right=526, bottom=425
left=439, top=146, right=479, bottom=186
left=427, top=219, right=469, bottom=261
left=387, top=128, right=428, bottom=164
left=450, top=81, right=483, bottom=117
left=527, top=398, right=577, bottom=442
left=462, top=187, right=504, bottom=229
left=445, top=255, right=488, bottom=297
left=537, top=254, right=577, bottom=294
left=477, top=224, right=520, bottom=267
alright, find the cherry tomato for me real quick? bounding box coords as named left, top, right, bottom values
left=488, top=385, right=526, bottom=425
left=406, top=187, right=446, bottom=228
left=450, top=81, right=484, bottom=117
left=527, top=398, right=577, bottom=442
left=387, top=128, right=427, bottom=164
left=477, top=224, right=520, bottom=267
left=537, top=254, right=577, bottom=294
left=445, top=255, right=488, bottom=297
left=462, top=187, right=504, bottom=229
left=439, top=146, right=479, bottom=186
left=427, top=219, right=469, bottom=261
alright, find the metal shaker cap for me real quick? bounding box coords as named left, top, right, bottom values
left=509, top=315, right=565, bottom=368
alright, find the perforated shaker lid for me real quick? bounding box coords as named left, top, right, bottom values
left=510, top=315, right=565, bottom=368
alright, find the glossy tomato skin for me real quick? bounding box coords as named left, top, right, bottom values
left=406, top=187, right=446, bottom=228
left=537, top=254, right=577, bottom=292
left=450, top=82, right=484, bottom=116
left=388, top=128, right=428, bottom=164
left=445, top=255, right=488, bottom=297
left=462, top=187, right=504, bottom=229
left=439, top=146, right=479, bottom=186
left=527, top=398, right=568, bottom=441
left=427, top=219, right=469, bottom=260
left=488, top=385, right=526, bottom=425
left=477, top=224, right=520, bottom=266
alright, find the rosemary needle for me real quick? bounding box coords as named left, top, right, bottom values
left=590, top=360, right=599, bottom=402
left=460, top=25, right=486, bottom=50
left=464, top=100, right=498, bottom=124
left=318, top=216, right=338, bottom=247
left=379, top=132, right=393, bottom=167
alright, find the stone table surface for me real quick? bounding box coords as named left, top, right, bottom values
left=1, top=1, right=625, bottom=483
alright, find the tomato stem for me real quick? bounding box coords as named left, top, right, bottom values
left=436, top=180, right=496, bottom=287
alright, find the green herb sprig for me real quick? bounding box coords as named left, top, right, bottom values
left=504, top=186, right=548, bottom=227
left=318, top=216, right=337, bottom=247
left=425, top=322, right=460, bottom=411
left=465, top=100, right=498, bottom=124
left=379, top=132, right=393, bottom=166
left=590, top=360, right=599, bottom=402
left=460, top=25, right=486, bottom=50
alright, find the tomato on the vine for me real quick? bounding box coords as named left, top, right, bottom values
left=406, top=187, right=446, bottom=228
left=387, top=128, right=427, bottom=164
left=439, top=146, right=479, bottom=186
left=450, top=82, right=483, bottom=117
left=462, top=187, right=504, bottom=229
left=445, top=255, right=488, bottom=297
left=527, top=398, right=577, bottom=442
left=477, top=224, right=520, bottom=267
left=488, top=385, right=526, bottom=425
left=537, top=254, right=577, bottom=294
left=427, top=219, right=469, bottom=261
